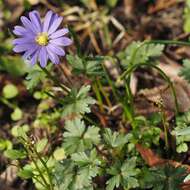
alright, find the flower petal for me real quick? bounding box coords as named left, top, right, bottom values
left=29, top=11, right=42, bottom=33
left=47, top=43, right=65, bottom=56
left=49, top=28, right=69, bottom=39
left=30, top=50, right=39, bottom=65
left=43, top=10, right=53, bottom=32
left=48, top=16, right=63, bottom=35
left=21, top=16, right=37, bottom=34
left=13, top=37, right=35, bottom=45
left=23, top=45, right=39, bottom=59
left=46, top=46, right=60, bottom=64
left=39, top=47, right=48, bottom=67
left=13, top=26, right=28, bottom=36
left=13, top=10, right=70, bottom=68
left=13, top=44, right=32, bottom=53
left=50, top=37, right=72, bottom=46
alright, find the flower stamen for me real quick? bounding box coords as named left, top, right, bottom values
left=35, top=33, right=48, bottom=46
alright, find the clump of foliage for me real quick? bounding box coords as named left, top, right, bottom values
left=183, top=0, right=190, bottom=32
left=1, top=3, right=190, bottom=190
left=140, top=164, right=188, bottom=190
left=172, top=110, right=190, bottom=153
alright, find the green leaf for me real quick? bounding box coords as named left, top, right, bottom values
left=106, top=0, right=118, bottom=7
left=66, top=54, right=84, bottom=72
left=106, top=157, right=140, bottom=190
left=54, top=161, right=75, bottom=190
left=25, top=70, right=42, bottom=90
left=176, top=143, right=188, bottom=153
left=54, top=158, right=96, bottom=190
left=11, top=125, right=29, bottom=137
left=0, top=139, right=12, bottom=151
left=53, top=148, right=66, bottom=161
left=18, top=168, right=33, bottom=179
left=63, top=119, right=100, bottom=155
left=17, top=125, right=28, bottom=140
left=184, top=173, right=190, bottom=182
left=25, top=64, right=48, bottom=90
left=63, top=119, right=86, bottom=154
left=179, top=59, right=190, bottom=83
left=74, top=168, right=94, bottom=189
left=33, top=91, right=48, bottom=100
left=71, top=150, right=101, bottom=188
left=61, top=85, right=96, bottom=117
left=0, top=56, right=28, bottom=76
left=103, top=128, right=128, bottom=148
left=172, top=110, right=190, bottom=153
left=71, top=152, right=91, bottom=165
left=174, top=127, right=190, bottom=136
left=2, top=84, right=18, bottom=99
left=141, top=164, right=187, bottom=190
left=118, top=41, right=164, bottom=67
left=71, top=149, right=101, bottom=166
left=4, top=149, right=26, bottom=159
left=36, top=138, right=48, bottom=153
left=84, top=125, right=100, bottom=145
left=67, top=54, right=103, bottom=77
left=11, top=108, right=23, bottom=121
left=106, top=175, right=121, bottom=190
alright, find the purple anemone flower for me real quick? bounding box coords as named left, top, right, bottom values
left=13, top=10, right=72, bottom=67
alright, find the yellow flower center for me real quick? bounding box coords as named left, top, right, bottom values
left=35, top=33, right=48, bottom=46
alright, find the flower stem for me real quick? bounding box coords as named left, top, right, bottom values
left=92, top=81, right=104, bottom=112
left=148, top=63, right=179, bottom=115
left=125, top=77, right=134, bottom=116
left=40, top=66, right=71, bottom=94
left=102, top=63, right=119, bottom=102
left=159, top=101, right=169, bottom=150
left=83, top=115, right=98, bottom=126
left=102, top=62, right=135, bottom=126
left=32, top=147, right=54, bottom=190
left=119, top=39, right=190, bottom=81
left=122, top=63, right=179, bottom=115
left=117, top=39, right=185, bottom=115
left=30, top=155, right=51, bottom=189
left=147, top=40, right=190, bottom=47
left=23, top=144, right=51, bottom=190
left=0, top=97, right=16, bottom=109
left=97, top=78, right=112, bottom=107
